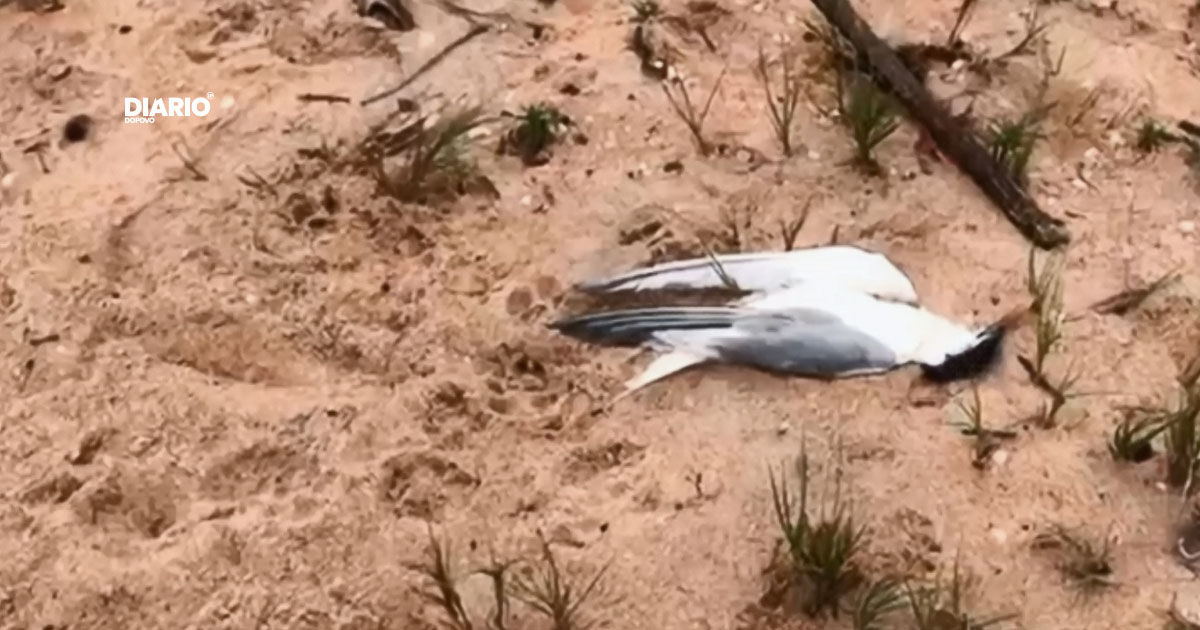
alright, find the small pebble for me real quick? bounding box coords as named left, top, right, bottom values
left=220, top=95, right=236, bottom=110
left=777, top=421, right=789, bottom=435
left=989, top=527, right=1008, bottom=545
left=1083, top=147, right=1100, bottom=162
left=1180, top=220, right=1196, bottom=235
left=1, top=172, right=16, bottom=190
left=992, top=449, right=1010, bottom=466
left=807, top=149, right=821, bottom=161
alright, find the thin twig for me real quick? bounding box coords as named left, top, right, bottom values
left=662, top=66, right=728, bottom=156
left=297, top=93, right=352, bottom=103
left=170, top=140, right=208, bottom=181
left=362, top=24, right=490, bottom=105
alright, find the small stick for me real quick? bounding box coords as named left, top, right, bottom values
left=362, top=24, right=489, bottom=105
left=297, top=93, right=351, bottom=104
left=1089, top=267, right=1180, bottom=315
left=170, top=140, right=208, bottom=181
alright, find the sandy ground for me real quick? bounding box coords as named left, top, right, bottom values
left=2, top=0, right=1200, bottom=628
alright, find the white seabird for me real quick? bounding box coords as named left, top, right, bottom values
left=550, top=281, right=1026, bottom=397
left=574, top=245, right=921, bottom=305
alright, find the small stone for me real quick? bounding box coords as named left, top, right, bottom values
left=220, top=95, right=236, bottom=110
left=776, top=421, right=789, bottom=435
left=1, top=172, right=16, bottom=190
left=47, top=63, right=72, bottom=81
left=1084, top=147, right=1100, bottom=162
left=807, top=149, right=821, bottom=160
left=534, top=275, right=561, bottom=299
left=992, top=449, right=1010, bottom=466
left=1071, top=178, right=1088, bottom=191
left=989, top=527, right=1008, bottom=545
left=505, top=287, right=533, bottom=315
left=1180, top=220, right=1196, bottom=235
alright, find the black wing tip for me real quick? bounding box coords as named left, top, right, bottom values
left=919, top=323, right=1009, bottom=384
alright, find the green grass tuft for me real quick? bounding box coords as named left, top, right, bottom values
left=986, top=109, right=1047, bottom=187
left=840, top=74, right=900, bottom=173
left=768, top=442, right=868, bottom=618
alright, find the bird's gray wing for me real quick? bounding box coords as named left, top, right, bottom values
left=706, top=311, right=900, bottom=377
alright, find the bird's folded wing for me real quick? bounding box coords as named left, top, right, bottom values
left=688, top=312, right=901, bottom=377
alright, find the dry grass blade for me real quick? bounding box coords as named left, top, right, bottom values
left=994, top=0, right=1051, bottom=61
left=947, top=0, right=980, bottom=46
left=698, top=241, right=741, bottom=291
left=1031, top=524, right=1116, bottom=593
left=1164, top=384, right=1200, bottom=489
left=511, top=532, right=608, bottom=630
left=420, top=527, right=475, bottom=630
left=662, top=67, right=728, bottom=156
left=779, top=199, right=812, bottom=251
left=756, top=44, right=803, bottom=157
left=475, top=554, right=517, bottom=630
left=1090, top=267, right=1179, bottom=315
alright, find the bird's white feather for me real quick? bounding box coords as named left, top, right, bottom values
left=578, top=246, right=921, bottom=305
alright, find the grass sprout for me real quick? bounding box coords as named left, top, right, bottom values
left=372, top=106, right=487, bottom=203
left=952, top=388, right=1017, bottom=469
left=852, top=577, right=907, bottom=630
left=1135, top=118, right=1179, bottom=153
left=768, top=442, right=867, bottom=618
left=756, top=44, right=803, bottom=157
left=1109, top=410, right=1171, bottom=463
left=1031, top=525, right=1115, bottom=593
left=504, top=103, right=568, bottom=166
left=841, top=74, right=900, bottom=173
left=511, top=531, right=608, bottom=630
left=986, top=109, right=1047, bottom=187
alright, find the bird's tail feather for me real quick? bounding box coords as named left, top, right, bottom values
left=548, top=307, right=740, bottom=346
left=612, top=350, right=709, bottom=402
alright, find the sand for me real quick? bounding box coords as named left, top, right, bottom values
left=2, top=0, right=1200, bottom=628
